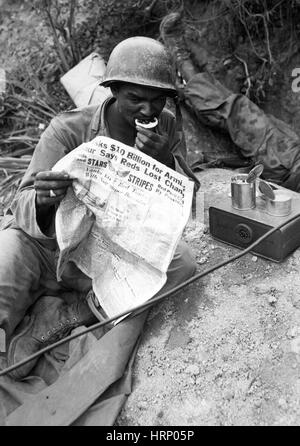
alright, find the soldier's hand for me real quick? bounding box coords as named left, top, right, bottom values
left=34, top=171, right=73, bottom=209
left=135, top=126, right=174, bottom=168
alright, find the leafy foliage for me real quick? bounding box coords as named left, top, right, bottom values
left=1, top=0, right=300, bottom=211
left=0, top=0, right=177, bottom=211
left=222, top=0, right=300, bottom=101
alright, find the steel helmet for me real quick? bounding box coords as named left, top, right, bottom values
left=100, top=36, right=177, bottom=96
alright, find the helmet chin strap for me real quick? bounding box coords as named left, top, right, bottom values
left=173, top=94, right=186, bottom=158
left=172, top=93, right=200, bottom=217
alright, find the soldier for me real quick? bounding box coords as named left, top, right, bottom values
left=0, top=37, right=199, bottom=379
left=160, top=11, right=300, bottom=191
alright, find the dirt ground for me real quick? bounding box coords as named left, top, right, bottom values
left=117, top=169, right=300, bottom=426
left=1, top=1, right=300, bottom=427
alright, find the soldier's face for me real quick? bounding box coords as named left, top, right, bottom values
left=112, top=83, right=166, bottom=127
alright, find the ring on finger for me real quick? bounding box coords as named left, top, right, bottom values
left=49, top=189, right=56, bottom=198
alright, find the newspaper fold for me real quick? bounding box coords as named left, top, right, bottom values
left=53, top=136, right=194, bottom=319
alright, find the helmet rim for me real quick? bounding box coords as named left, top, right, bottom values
left=100, top=36, right=177, bottom=95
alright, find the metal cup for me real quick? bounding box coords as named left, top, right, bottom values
left=231, top=174, right=256, bottom=210
left=265, top=190, right=292, bottom=216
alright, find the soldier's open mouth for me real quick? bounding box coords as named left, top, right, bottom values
left=135, top=117, right=158, bottom=129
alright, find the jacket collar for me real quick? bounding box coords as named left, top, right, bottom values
left=90, top=94, right=115, bottom=136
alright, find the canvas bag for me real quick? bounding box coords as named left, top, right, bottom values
left=60, top=52, right=111, bottom=107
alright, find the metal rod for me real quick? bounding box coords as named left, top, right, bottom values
left=1, top=211, right=300, bottom=377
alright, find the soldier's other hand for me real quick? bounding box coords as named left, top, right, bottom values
left=135, top=126, right=174, bottom=168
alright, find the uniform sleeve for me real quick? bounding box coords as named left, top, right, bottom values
left=10, top=118, right=71, bottom=241
left=19, top=118, right=72, bottom=190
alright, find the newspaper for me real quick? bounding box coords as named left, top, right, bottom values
left=53, top=136, right=194, bottom=320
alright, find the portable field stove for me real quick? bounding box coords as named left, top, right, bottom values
left=209, top=173, right=300, bottom=262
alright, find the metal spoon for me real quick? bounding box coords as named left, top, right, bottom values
left=258, top=180, right=276, bottom=200
left=246, top=164, right=264, bottom=183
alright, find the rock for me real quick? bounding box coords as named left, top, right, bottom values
left=197, top=257, right=207, bottom=264
left=137, top=401, right=148, bottom=410
left=185, top=364, right=200, bottom=376
left=224, top=390, right=234, bottom=401
left=267, top=295, right=277, bottom=306
left=290, top=337, right=300, bottom=355
left=278, top=398, right=288, bottom=410
left=286, top=327, right=300, bottom=339
left=290, top=294, right=300, bottom=309
left=255, top=284, right=271, bottom=295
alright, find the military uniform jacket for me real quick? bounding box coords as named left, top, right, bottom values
left=5, top=95, right=199, bottom=249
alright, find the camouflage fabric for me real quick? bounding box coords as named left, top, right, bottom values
left=183, top=72, right=300, bottom=191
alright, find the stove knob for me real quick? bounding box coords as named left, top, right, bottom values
left=234, top=223, right=253, bottom=244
